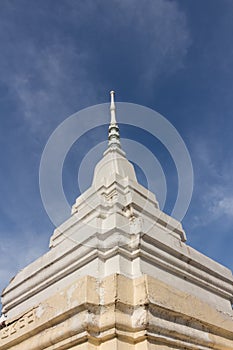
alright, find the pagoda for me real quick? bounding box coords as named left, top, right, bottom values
left=1, top=92, right=233, bottom=350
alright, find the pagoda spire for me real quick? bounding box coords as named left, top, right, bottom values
left=108, top=90, right=121, bottom=148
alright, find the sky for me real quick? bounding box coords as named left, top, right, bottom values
left=1, top=0, right=233, bottom=311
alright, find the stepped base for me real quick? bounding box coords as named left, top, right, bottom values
left=1, top=274, right=233, bottom=350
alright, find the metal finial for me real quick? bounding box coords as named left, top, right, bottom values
left=108, top=90, right=121, bottom=148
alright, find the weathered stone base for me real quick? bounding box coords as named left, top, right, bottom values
left=1, top=274, right=233, bottom=350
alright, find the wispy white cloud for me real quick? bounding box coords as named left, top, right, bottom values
left=207, top=188, right=233, bottom=218
left=0, top=0, right=191, bottom=134
left=217, top=197, right=233, bottom=216
left=0, top=41, right=98, bottom=133
left=118, top=0, right=191, bottom=82
left=187, top=136, right=233, bottom=228
left=0, top=229, right=48, bottom=298
left=71, top=0, right=191, bottom=83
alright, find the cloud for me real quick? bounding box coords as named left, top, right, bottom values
left=187, top=136, right=233, bottom=229
left=0, top=41, right=98, bottom=133
left=0, top=229, right=48, bottom=301
left=117, top=0, right=191, bottom=81
left=0, top=0, right=191, bottom=134
left=217, top=197, right=233, bottom=216
left=73, top=0, right=191, bottom=83
left=208, top=189, right=233, bottom=218
left=0, top=6, right=100, bottom=133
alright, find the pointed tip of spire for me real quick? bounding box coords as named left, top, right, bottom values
left=110, top=90, right=115, bottom=108
left=110, top=90, right=115, bottom=103
left=109, top=90, right=116, bottom=124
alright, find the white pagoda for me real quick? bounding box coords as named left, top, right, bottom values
left=1, top=92, right=233, bottom=350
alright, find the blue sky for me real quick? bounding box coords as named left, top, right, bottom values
left=1, top=0, right=233, bottom=308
